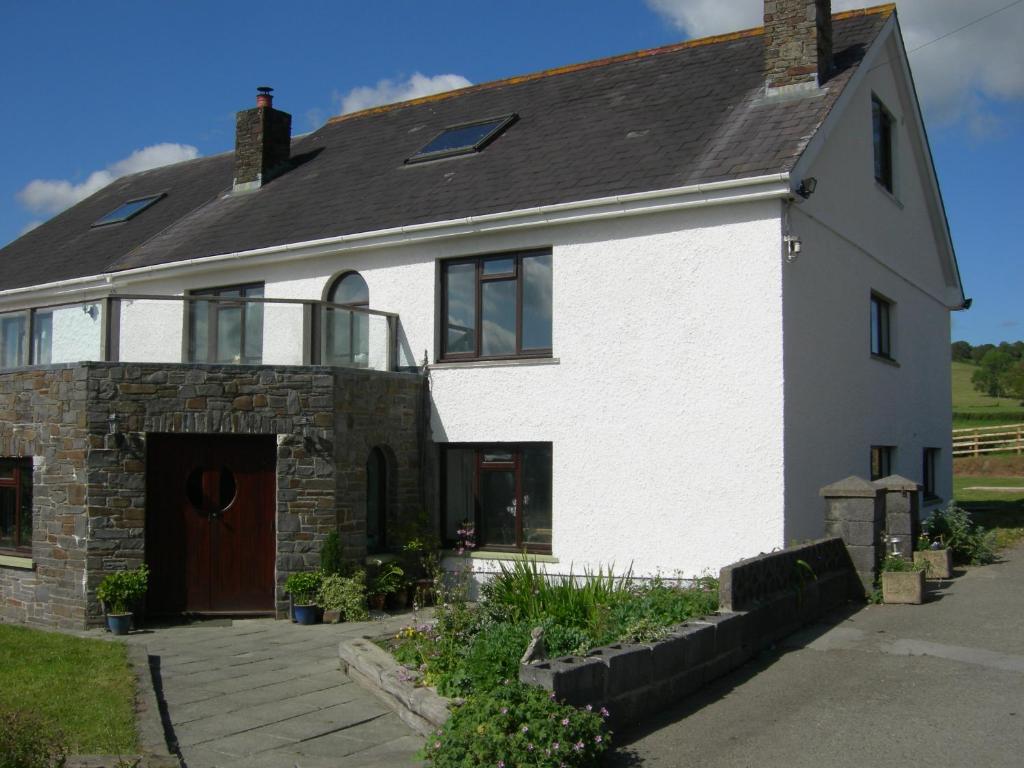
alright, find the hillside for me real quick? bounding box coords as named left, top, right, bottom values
left=952, top=361, right=1024, bottom=428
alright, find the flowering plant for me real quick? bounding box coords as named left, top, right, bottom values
left=420, top=680, right=610, bottom=767
left=455, top=521, right=476, bottom=556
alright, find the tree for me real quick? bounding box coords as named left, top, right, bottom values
left=1004, top=361, right=1024, bottom=404
left=951, top=340, right=972, bottom=362
left=972, top=349, right=1015, bottom=398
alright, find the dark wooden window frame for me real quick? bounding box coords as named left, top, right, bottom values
left=922, top=447, right=939, bottom=500
left=441, top=443, right=552, bottom=555
left=0, top=458, right=32, bottom=555
left=870, top=445, right=895, bottom=481
left=187, top=282, right=265, bottom=365
left=872, top=94, right=895, bottom=193
left=870, top=291, right=893, bottom=360
left=440, top=249, right=552, bottom=362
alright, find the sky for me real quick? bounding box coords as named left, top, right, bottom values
left=1, top=0, right=1021, bottom=345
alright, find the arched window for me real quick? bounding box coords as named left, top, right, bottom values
left=366, top=447, right=387, bottom=554
left=325, top=271, right=369, bottom=366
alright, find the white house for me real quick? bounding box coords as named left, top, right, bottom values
left=0, top=0, right=963, bottom=628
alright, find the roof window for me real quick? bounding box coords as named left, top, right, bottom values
left=91, top=193, right=165, bottom=227
left=406, top=114, right=516, bottom=164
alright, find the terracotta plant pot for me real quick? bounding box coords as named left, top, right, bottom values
left=914, top=549, right=952, bottom=579
left=368, top=593, right=386, bottom=611
left=388, top=588, right=409, bottom=610
left=882, top=570, right=925, bottom=604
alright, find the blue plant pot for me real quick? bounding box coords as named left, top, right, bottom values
left=107, top=614, right=132, bottom=635
left=293, top=604, right=319, bottom=625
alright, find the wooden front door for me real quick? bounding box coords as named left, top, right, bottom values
left=146, top=434, right=276, bottom=614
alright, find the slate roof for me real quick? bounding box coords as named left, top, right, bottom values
left=0, top=6, right=893, bottom=291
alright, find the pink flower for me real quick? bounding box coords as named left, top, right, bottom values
left=594, top=735, right=603, bottom=744
left=561, top=717, right=570, bottom=726
left=552, top=741, right=560, bottom=751
left=501, top=707, right=509, bottom=715
left=574, top=741, right=584, bottom=751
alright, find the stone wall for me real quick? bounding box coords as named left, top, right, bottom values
left=0, top=362, right=427, bottom=629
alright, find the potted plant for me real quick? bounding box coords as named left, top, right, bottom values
left=96, top=564, right=149, bottom=635
left=285, top=570, right=323, bottom=625
left=913, top=534, right=953, bottom=579
left=368, top=561, right=403, bottom=611
left=880, top=554, right=926, bottom=604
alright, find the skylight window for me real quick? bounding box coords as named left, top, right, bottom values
left=91, top=193, right=165, bottom=227
left=406, top=114, right=517, bottom=164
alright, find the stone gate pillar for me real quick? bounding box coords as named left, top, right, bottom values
left=820, top=476, right=886, bottom=595
left=874, top=475, right=921, bottom=560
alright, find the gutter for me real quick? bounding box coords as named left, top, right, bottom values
left=0, top=173, right=791, bottom=306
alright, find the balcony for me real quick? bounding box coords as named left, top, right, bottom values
left=0, top=294, right=409, bottom=372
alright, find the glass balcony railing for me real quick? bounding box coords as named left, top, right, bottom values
left=0, top=294, right=407, bottom=372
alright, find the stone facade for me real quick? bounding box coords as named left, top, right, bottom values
left=0, top=362, right=427, bottom=629
left=233, top=101, right=292, bottom=189
left=764, top=0, right=833, bottom=90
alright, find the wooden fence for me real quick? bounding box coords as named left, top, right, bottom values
left=952, top=423, right=1024, bottom=457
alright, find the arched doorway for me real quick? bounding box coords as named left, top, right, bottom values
left=325, top=271, right=369, bottom=366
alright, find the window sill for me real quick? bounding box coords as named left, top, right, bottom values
left=871, top=353, right=900, bottom=368
left=0, top=553, right=34, bottom=570
left=443, top=550, right=558, bottom=564
left=430, top=357, right=560, bottom=371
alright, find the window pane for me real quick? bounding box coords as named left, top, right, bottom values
left=483, top=257, right=515, bottom=275
left=353, top=312, right=369, bottom=365
left=444, top=449, right=475, bottom=542
left=522, top=445, right=552, bottom=550
left=522, top=253, right=552, bottom=350
left=0, top=486, right=15, bottom=550
left=480, top=470, right=516, bottom=547
left=330, top=273, right=369, bottom=305
left=482, top=280, right=516, bottom=356
left=19, top=468, right=31, bottom=546
left=481, top=449, right=514, bottom=464
left=32, top=312, right=52, bottom=365
left=244, top=301, right=263, bottom=364
left=326, top=308, right=352, bottom=362
left=190, top=300, right=209, bottom=362
left=446, top=264, right=476, bottom=354
left=1, top=315, right=26, bottom=369
left=216, top=305, right=242, bottom=363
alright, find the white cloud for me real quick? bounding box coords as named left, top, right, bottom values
left=645, top=0, right=1024, bottom=128
left=336, top=72, right=473, bottom=115
left=16, top=142, right=199, bottom=216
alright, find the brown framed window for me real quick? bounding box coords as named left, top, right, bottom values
left=0, top=458, right=32, bottom=554
left=442, top=443, right=552, bottom=554
left=188, top=283, right=264, bottom=365
left=870, top=445, right=894, bottom=481
left=922, top=448, right=939, bottom=500
left=325, top=271, right=370, bottom=367
left=870, top=292, right=892, bottom=359
left=872, top=95, right=895, bottom=193
left=441, top=250, right=552, bottom=361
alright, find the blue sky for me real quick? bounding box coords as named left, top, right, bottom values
left=1, top=0, right=1021, bottom=345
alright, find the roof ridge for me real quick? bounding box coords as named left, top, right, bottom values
left=327, top=3, right=895, bottom=126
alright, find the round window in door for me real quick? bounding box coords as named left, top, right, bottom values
left=185, top=467, right=237, bottom=515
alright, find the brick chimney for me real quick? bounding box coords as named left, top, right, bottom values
left=233, top=86, right=292, bottom=192
left=764, top=0, right=833, bottom=91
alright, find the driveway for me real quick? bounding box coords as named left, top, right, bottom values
left=611, top=543, right=1024, bottom=767
left=126, top=613, right=423, bottom=768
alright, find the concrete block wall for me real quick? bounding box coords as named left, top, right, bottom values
left=519, top=537, right=859, bottom=728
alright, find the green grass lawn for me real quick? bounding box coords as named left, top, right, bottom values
left=952, top=361, right=1024, bottom=428
left=0, top=625, right=138, bottom=754
left=953, top=474, right=1024, bottom=551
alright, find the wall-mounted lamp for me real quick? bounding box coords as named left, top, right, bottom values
left=107, top=412, right=120, bottom=435
left=83, top=304, right=99, bottom=320
left=783, top=234, right=802, bottom=263
left=795, top=177, right=818, bottom=199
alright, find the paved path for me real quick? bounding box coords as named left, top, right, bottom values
left=125, top=613, right=424, bottom=768
left=611, top=544, right=1024, bottom=767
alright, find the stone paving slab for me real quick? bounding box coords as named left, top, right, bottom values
left=123, top=612, right=426, bottom=768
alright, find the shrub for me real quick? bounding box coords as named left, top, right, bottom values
left=317, top=571, right=369, bottom=621
left=319, top=532, right=344, bottom=577
left=421, top=682, right=610, bottom=768
left=881, top=554, right=924, bottom=573
left=284, top=570, right=323, bottom=605
left=923, top=503, right=996, bottom=565
left=0, top=708, right=67, bottom=768
left=96, top=565, right=149, bottom=615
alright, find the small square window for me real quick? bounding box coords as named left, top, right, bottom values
left=870, top=445, right=894, bottom=481
left=92, top=194, right=165, bottom=227
left=870, top=292, right=892, bottom=359
left=872, top=96, right=895, bottom=193
left=922, top=448, right=939, bottom=500
left=0, top=457, right=33, bottom=554
left=407, top=115, right=516, bottom=164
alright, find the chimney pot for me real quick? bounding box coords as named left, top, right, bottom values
left=256, top=86, right=274, bottom=108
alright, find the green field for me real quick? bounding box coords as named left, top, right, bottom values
left=951, top=361, right=1024, bottom=429
left=953, top=472, right=1024, bottom=551
left=0, top=624, right=138, bottom=753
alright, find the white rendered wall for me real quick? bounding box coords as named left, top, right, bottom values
left=49, top=304, right=102, bottom=363
left=781, top=52, right=956, bottom=541
left=114, top=201, right=787, bottom=578
left=119, top=298, right=185, bottom=363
